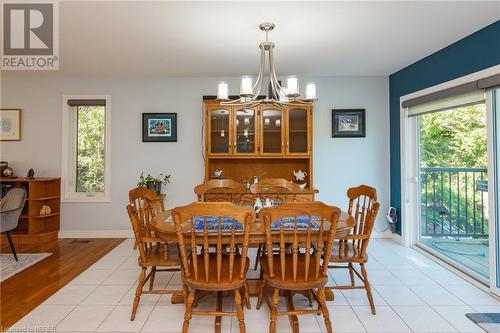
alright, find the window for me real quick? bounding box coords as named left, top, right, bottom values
left=62, top=96, right=111, bottom=202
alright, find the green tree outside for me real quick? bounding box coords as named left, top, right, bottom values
left=419, top=104, right=488, bottom=237
left=76, top=106, right=105, bottom=193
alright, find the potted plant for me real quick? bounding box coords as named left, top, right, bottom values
left=137, top=172, right=171, bottom=194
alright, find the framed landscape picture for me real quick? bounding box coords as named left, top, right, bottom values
left=332, top=109, right=365, bottom=138
left=0, top=109, right=22, bottom=141
left=142, top=113, right=177, bottom=142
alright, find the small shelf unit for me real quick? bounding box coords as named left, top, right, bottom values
left=0, top=177, right=61, bottom=244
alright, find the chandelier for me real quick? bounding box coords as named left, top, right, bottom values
left=216, top=23, right=317, bottom=106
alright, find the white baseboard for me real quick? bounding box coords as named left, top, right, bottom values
left=371, top=230, right=393, bottom=239
left=58, top=230, right=133, bottom=238
left=391, top=233, right=403, bottom=244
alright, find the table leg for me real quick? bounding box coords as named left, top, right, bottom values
left=286, top=291, right=299, bottom=333
left=214, top=291, right=222, bottom=333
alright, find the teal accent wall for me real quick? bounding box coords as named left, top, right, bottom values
left=389, top=20, right=500, bottom=234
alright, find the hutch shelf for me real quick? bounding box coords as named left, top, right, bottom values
left=203, top=98, right=317, bottom=199
left=0, top=177, right=61, bottom=244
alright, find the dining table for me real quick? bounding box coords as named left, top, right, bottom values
left=150, top=209, right=355, bottom=333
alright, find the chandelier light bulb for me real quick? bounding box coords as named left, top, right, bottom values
left=217, top=81, right=228, bottom=100
left=306, top=82, right=317, bottom=100
left=286, top=76, right=299, bottom=97
left=240, top=75, right=253, bottom=96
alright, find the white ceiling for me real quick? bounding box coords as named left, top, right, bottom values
left=7, top=1, right=500, bottom=77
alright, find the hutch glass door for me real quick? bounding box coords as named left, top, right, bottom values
left=208, top=108, right=231, bottom=155
left=287, top=108, right=309, bottom=154
left=261, top=108, right=284, bottom=155
left=234, top=108, right=257, bottom=155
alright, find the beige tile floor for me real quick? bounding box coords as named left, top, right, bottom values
left=8, top=239, right=500, bottom=333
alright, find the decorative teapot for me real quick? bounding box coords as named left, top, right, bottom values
left=213, top=169, right=223, bottom=178
left=293, top=169, right=308, bottom=181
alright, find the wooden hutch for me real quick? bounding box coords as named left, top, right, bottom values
left=203, top=98, right=317, bottom=199
left=0, top=177, right=60, bottom=244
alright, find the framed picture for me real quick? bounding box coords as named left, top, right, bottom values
left=0, top=109, right=22, bottom=141
left=332, top=109, right=365, bottom=138
left=142, top=113, right=177, bottom=142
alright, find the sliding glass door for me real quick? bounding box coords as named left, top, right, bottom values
left=416, top=102, right=489, bottom=280
left=403, top=70, right=500, bottom=292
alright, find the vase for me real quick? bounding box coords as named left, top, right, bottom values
left=146, top=182, right=162, bottom=195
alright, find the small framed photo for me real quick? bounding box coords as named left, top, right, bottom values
left=142, top=113, right=177, bottom=142
left=0, top=109, right=22, bottom=141
left=332, top=109, right=365, bottom=138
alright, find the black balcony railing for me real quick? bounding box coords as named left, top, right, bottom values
left=420, top=167, right=488, bottom=238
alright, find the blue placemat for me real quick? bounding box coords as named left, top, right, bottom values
left=192, top=216, right=320, bottom=232
left=193, top=216, right=243, bottom=231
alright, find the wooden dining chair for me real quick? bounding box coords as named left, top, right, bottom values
left=250, top=178, right=306, bottom=270
left=172, top=202, right=254, bottom=333
left=129, top=187, right=165, bottom=249
left=126, top=204, right=181, bottom=321
left=249, top=178, right=303, bottom=203
left=327, top=185, right=380, bottom=314
left=256, top=202, right=341, bottom=333
left=194, top=179, right=248, bottom=204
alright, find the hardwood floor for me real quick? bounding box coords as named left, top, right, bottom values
left=0, top=238, right=125, bottom=330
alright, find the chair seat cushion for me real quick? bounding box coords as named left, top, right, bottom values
left=259, top=254, right=328, bottom=290
left=183, top=254, right=249, bottom=291
left=138, top=243, right=181, bottom=267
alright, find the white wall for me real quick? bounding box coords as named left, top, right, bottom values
left=0, top=75, right=390, bottom=235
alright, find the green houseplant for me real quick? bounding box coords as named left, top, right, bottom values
left=137, top=172, right=171, bottom=194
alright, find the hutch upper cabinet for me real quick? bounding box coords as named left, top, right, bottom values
left=206, top=102, right=312, bottom=158
left=204, top=98, right=314, bottom=188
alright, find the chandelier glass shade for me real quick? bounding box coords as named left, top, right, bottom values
left=216, top=23, right=317, bottom=106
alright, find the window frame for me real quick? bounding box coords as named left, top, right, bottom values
left=61, top=95, right=111, bottom=202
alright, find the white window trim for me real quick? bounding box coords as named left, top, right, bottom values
left=485, top=88, right=500, bottom=296
left=61, top=95, right=111, bottom=203
left=399, top=64, right=500, bottom=247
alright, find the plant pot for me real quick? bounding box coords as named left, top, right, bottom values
left=146, top=182, right=162, bottom=195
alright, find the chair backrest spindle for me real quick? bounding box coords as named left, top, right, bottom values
left=260, top=202, right=341, bottom=284
left=250, top=178, right=303, bottom=204
left=194, top=179, right=247, bottom=204
left=129, top=187, right=164, bottom=243
left=172, top=202, right=253, bottom=286
left=346, top=185, right=378, bottom=254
